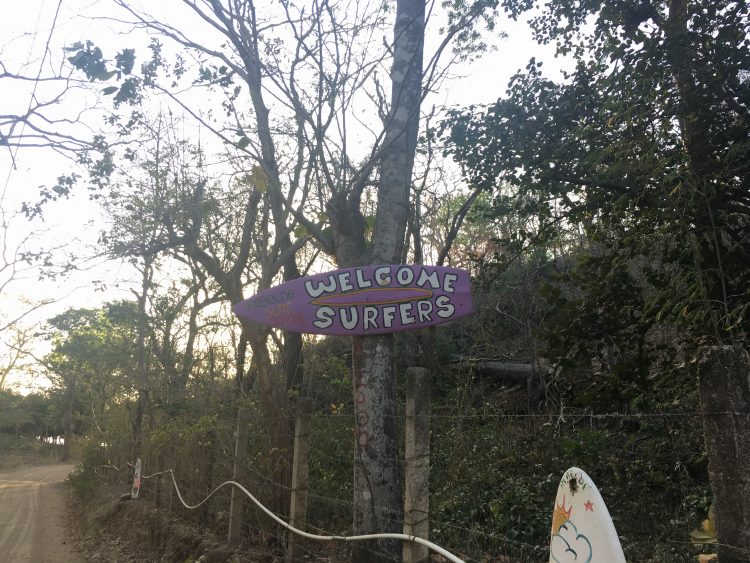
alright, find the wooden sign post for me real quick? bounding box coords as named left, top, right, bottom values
left=233, top=265, right=473, bottom=556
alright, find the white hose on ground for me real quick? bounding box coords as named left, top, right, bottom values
left=137, top=468, right=466, bottom=563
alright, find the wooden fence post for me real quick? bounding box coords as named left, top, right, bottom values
left=228, top=407, right=251, bottom=547
left=286, top=398, right=313, bottom=563
left=698, top=346, right=750, bottom=563
left=403, top=367, right=431, bottom=563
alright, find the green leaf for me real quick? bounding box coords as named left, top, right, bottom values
left=364, top=215, right=376, bottom=231
left=115, top=48, right=136, bottom=75
left=93, top=69, right=117, bottom=81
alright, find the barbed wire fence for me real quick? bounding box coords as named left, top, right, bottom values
left=89, top=402, right=750, bottom=563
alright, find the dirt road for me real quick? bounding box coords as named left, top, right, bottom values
left=0, top=463, right=78, bottom=563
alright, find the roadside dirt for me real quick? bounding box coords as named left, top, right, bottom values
left=0, top=463, right=78, bottom=563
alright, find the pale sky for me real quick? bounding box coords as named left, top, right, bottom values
left=1, top=0, right=568, bottom=392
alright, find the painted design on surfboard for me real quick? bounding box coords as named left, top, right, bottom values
left=549, top=467, right=625, bottom=563
left=551, top=494, right=593, bottom=563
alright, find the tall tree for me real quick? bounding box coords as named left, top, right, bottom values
left=63, top=1, right=498, bottom=559
left=447, top=0, right=750, bottom=346
left=44, top=303, right=141, bottom=460
left=344, top=3, right=425, bottom=557
left=90, top=107, right=303, bottom=513
left=446, top=1, right=750, bottom=557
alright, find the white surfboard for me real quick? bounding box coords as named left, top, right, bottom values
left=131, top=457, right=142, bottom=499
left=549, top=467, right=625, bottom=563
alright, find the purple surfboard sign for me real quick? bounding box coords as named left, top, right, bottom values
left=232, top=265, right=473, bottom=336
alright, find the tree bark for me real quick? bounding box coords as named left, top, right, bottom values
left=282, top=258, right=305, bottom=521
left=369, top=0, right=425, bottom=266
left=244, top=323, right=287, bottom=515
left=351, top=335, right=402, bottom=562
left=348, top=2, right=425, bottom=560
left=666, top=0, right=711, bottom=177
left=60, top=377, right=75, bottom=462
left=698, top=346, right=750, bottom=563
left=133, top=255, right=154, bottom=456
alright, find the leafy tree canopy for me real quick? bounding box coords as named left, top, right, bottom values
left=445, top=0, right=750, bottom=361
left=45, top=301, right=141, bottom=402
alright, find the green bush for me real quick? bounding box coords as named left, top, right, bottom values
left=68, top=464, right=98, bottom=500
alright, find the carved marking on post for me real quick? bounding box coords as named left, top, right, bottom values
left=353, top=338, right=372, bottom=450
left=355, top=388, right=370, bottom=450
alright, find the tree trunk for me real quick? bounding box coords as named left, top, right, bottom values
left=666, top=0, right=729, bottom=337
left=698, top=346, right=750, bottom=563
left=133, top=255, right=153, bottom=455
left=236, top=327, right=250, bottom=391
left=369, top=0, right=425, bottom=267
left=666, top=0, right=711, bottom=178
left=245, top=323, right=288, bottom=515
left=60, top=377, right=75, bottom=462
left=282, top=259, right=305, bottom=521
left=348, top=1, right=425, bottom=560
left=351, top=335, right=402, bottom=562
